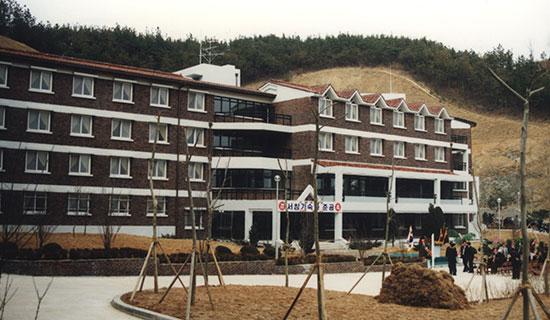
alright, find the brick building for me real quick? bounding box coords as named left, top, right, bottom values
left=0, top=47, right=477, bottom=242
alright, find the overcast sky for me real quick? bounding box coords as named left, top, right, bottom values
left=19, top=0, right=550, bottom=58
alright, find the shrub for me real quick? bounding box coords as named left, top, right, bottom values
left=215, top=245, right=233, bottom=256
left=0, top=242, right=18, bottom=259
left=248, top=223, right=261, bottom=247
left=41, top=243, right=66, bottom=260
left=263, top=244, right=280, bottom=258
left=240, top=245, right=260, bottom=256
left=18, top=248, right=41, bottom=260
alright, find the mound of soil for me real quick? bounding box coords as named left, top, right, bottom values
left=377, top=263, right=469, bottom=310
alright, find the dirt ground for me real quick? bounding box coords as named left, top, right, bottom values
left=123, top=285, right=550, bottom=320
left=21, top=233, right=242, bottom=254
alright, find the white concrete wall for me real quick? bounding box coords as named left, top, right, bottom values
left=174, top=64, right=241, bottom=87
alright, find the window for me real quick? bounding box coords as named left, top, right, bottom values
left=72, top=75, right=94, bottom=98
left=345, top=102, right=358, bottom=121
left=0, top=106, right=5, bottom=129
left=25, top=151, right=49, bottom=173
left=70, top=115, right=92, bottom=137
left=149, top=159, right=167, bottom=179
left=414, top=144, right=426, bottom=160
left=318, top=132, right=333, bottom=151
left=148, top=123, right=168, bottom=143
left=393, top=141, right=405, bottom=158
left=435, top=118, right=445, bottom=134
left=29, top=69, right=52, bottom=92
left=370, top=139, right=383, bottom=156
left=147, top=197, right=167, bottom=216
left=150, top=86, right=169, bottom=107
left=27, top=110, right=51, bottom=132
left=188, top=162, right=204, bottom=181
left=67, top=194, right=90, bottom=216
left=184, top=211, right=204, bottom=229
left=109, top=195, right=130, bottom=216
left=414, top=114, right=425, bottom=131
left=319, top=98, right=333, bottom=117
left=186, top=127, right=205, bottom=147
left=188, top=91, right=205, bottom=111
left=0, top=65, right=7, bottom=87
left=110, top=157, right=130, bottom=178
left=452, top=214, right=466, bottom=229
left=111, top=119, right=132, bottom=140
left=435, top=147, right=446, bottom=162
left=0, top=149, right=4, bottom=171
left=69, top=154, right=91, bottom=175
left=370, top=107, right=383, bottom=125
left=113, top=81, right=133, bottom=102
left=23, top=193, right=47, bottom=215
left=393, top=111, right=405, bottom=128
left=345, top=136, right=359, bottom=154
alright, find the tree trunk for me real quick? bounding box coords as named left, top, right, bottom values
left=519, top=99, right=530, bottom=320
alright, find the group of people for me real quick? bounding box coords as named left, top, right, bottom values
left=444, top=241, right=477, bottom=275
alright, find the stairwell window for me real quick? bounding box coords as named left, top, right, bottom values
left=370, top=139, right=383, bottom=156
left=188, top=91, right=205, bottom=112
left=69, top=154, right=91, bottom=176
left=393, top=141, right=406, bottom=158
left=27, top=110, right=51, bottom=133
left=111, top=119, right=132, bottom=141
left=370, top=106, right=383, bottom=125
left=414, top=144, right=426, bottom=160
left=67, top=194, right=91, bottom=216
left=149, top=159, right=167, bottom=180
left=29, top=69, right=53, bottom=93
left=319, top=98, right=333, bottom=117
left=150, top=86, right=169, bottom=107
left=110, top=157, right=131, bottom=178
left=345, top=136, right=359, bottom=154
left=393, top=111, right=405, bottom=128
left=25, top=151, right=49, bottom=173
left=188, top=162, right=204, bottom=181
left=70, top=115, right=93, bottom=137
left=318, top=132, right=333, bottom=151
left=23, top=193, right=47, bottom=215
left=414, top=114, right=425, bottom=131
left=345, top=102, right=359, bottom=121
left=435, top=147, right=446, bottom=162
left=109, top=195, right=130, bottom=216
left=0, top=64, right=7, bottom=88
left=186, top=128, right=205, bottom=147
left=147, top=197, right=167, bottom=217
left=435, top=118, right=445, bottom=134
left=113, top=80, right=133, bottom=103
left=149, top=123, right=169, bottom=144
left=72, top=75, right=94, bottom=98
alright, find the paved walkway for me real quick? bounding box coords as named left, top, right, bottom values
left=3, top=268, right=523, bottom=320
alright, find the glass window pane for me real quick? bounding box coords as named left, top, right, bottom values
left=37, top=152, right=47, bottom=170
left=159, top=88, right=167, bottom=105
left=83, top=78, right=93, bottom=96
left=80, top=155, right=90, bottom=172
left=110, top=158, right=118, bottom=175
left=120, top=158, right=128, bottom=175
left=113, top=82, right=122, bottom=100
left=31, top=71, right=40, bottom=89
left=73, top=76, right=83, bottom=94
left=151, top=87, right=159, bottom=105
left=71, top=115, right=80, bottom=133
left=29, top=111, right=38, bottom=129
left=123, top=83, right=131, bottom=100
left=41, top=72, right=51, bottom=90
left=81, top=116, right=90, bottom=134
left=26, top=152, right=36, bottom=170
left=39, top=111, right=48, bottom=130
left=121, top=121, right=130, bottom=138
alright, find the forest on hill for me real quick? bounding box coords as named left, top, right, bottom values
left=1, top=0, right=549, bottom=117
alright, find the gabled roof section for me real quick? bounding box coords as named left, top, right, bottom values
left=385, top=98, right=403, bottom=108
left=361, top=93, right=382, bottom=105
left=263, top=79, right=331, bottom=95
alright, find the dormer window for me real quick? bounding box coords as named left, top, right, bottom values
left=393, top=111, right=405, bottom=128
left=435, top=118, right=445, bottom=134
left=414, top=114, right=425, bottom=131
left=370, top=106, right=383, bottom=125
left=345, top=102, right=358, bottom=121
left=319, top=98, right=333, bottom=117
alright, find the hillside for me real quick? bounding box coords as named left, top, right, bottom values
left=249, top=67, right=550, bottom=210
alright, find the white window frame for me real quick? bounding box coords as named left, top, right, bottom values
left=453, top=214, right=466, bottom=229
left=25, top=151, right=49, bottom=174
left=111, top=119, right=132, bottom=141
left=23, top=193, right=47, bottom=215
left=70, top=114, right=93, bottom=137
left=149, top=123, right=169, bottom=144
left=188, top=162, right=204, bottom=181
left=147, top=197, right=167, bottom=217
left=318, top=98, right=333, bottom=118
left=344, top=136, right=359, bottom=154
left=109, top=195, right=130, bottom=216
left=393, top=141, right=406, bottom=159
left=318, top=132, right=333, bottom=151
left=188, top=91, right=206, bottom=112
left=370, top=106, right=383, bottom=125
left=29, top=69, right=53, bottom=93
left=345, top=102, right=359, bottom=121
left=393, top=110, right=405, bottom=128
left=67, top=194, right=91, bottom=216
left=435, top=146, right=446, bottom=162
left=0, top=64, right=8, bottom=88
left=149, top=159, right=167, bottom=180
left=150, top=86, right=170, bottom=108
left=414, top=144, right=427, bottom=160
left=186, top=127, right=205, bottom=147
left=69, top=154, right=92, bottom=176
left=414, top=114, right=426, bottom=131
left=27, top=110, right=51, bottom=133
left=184, top=211, right=204, bottom=229
left=0, top=106, right=5, bottom=129
left=110, top=157, right=131, bottom=178
left=0, top=149, right=4, bottom=172
left=435, top=118, right=445, bottom=134
left=370, top=138, right=384, bottom=156
left=112, top=80, right=133, bottom=103
left=72, top=75, right=95, bottom=99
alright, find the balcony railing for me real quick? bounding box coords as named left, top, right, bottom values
left=451, top=135, right=468, bottom=144
left=396, top=193, right=436, bottom=203
left=213, top=147, right=292, bottom=159
left=215, top=111, right=292, bottom=125
left=453, top=161, right=467, bottom=171
left=213, top=188, right=301, bottom=200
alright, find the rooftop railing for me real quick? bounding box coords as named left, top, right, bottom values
left=215, top=111, right=292, bottom=125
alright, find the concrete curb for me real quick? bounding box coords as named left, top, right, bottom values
left=111, top=295, right=181, bottom=320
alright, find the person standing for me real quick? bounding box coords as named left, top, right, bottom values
left=466, top=242, right=477, bottom=273
left=511, top=247, right=522, bottom=279
left=461, top=242, right=470, bottom=272
left=446, top=241, right=458, bottom=275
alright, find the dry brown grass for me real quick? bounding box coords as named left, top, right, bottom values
left=21, top=233, right=242, bottom=254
